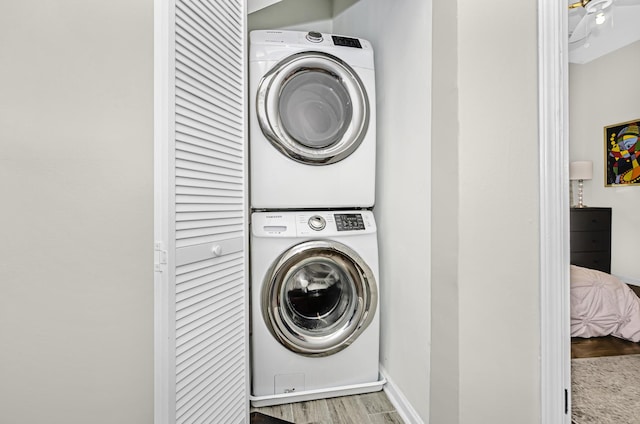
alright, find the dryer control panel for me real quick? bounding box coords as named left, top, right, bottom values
left=250, top=30, right=373, bottom=58
left=331, top=35, right=362, bottom=49
left=304, top=31, right=362, bottom=48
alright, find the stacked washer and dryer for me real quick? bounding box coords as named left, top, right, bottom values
left=249, top=30, right=384, bottom=407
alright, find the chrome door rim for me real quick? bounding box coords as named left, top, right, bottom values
left=256, top=52, right=370, bottom=165
left=262, top=240, right=377, bottom=356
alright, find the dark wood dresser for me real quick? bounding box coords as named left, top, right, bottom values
left=570, top=207, right=612, bottom=273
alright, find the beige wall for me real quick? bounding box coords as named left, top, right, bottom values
left=430, top=0, right=459, bottom=421
left=0, top=1, right=154, bottom=423
left=569, top=40, right=640, bottom=280
left=248, top=0, right=333, bottom=32
left=457, top=0, right=541, bottom=422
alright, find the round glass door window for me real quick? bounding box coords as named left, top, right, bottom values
left=256, top=52, right=369, bottom=165
left=279, top=71, right=353, bottom=149
left=262, top=240, right=377, bottom=356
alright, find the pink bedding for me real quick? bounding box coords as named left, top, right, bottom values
left=571, top=265, right=640, bottom=342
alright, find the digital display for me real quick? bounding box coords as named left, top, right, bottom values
left=335, top=214, right=365, bottom=231
left=332, top=36, right=362, bottom=49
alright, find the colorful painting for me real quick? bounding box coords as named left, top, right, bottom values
left=605, top=119, right=640, bottom=186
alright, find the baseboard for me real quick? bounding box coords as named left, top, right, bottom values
left=250, top=376, right=386, bottom=407
left=380, top=366, right=425, bottom=424
left=617, top=275, right=640, bottom=287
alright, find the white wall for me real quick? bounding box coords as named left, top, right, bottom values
left=0, top=2, right=154, bottom=423
left=457, top=0, right=540, bottom=422
left=333, top=1, right=432, bottom=421
left=569, top=40, right=640, bottom=279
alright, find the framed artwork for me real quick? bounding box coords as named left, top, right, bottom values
left=605, top=119, right=640, bottom=186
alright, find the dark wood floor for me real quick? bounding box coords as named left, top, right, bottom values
left=251, top=412, right=293, bottom=424
left=571, top=283, right=640, bottom=359
left=571, top=335, right=640, bottom=358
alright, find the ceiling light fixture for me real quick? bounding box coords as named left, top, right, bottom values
left=568, top=0, right=615, bottom=43
left=586, top=0, right=613, bottom=12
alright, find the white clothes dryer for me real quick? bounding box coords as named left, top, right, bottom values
left=250, top=210, right=383, bottom=406
left=249, top=30, right=376, bottom=209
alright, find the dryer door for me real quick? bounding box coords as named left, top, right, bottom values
left=262, top=240, right=377, bottom=356
left=256, top=52, right=370, bottom=165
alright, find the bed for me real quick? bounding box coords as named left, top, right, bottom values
left=571, top=265, right=640, bottom=342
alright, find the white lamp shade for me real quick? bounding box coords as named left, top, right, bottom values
left=570, top=161, right=593, bottom=181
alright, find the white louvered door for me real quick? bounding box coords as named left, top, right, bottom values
left=155, top=0, right=248, bottom=423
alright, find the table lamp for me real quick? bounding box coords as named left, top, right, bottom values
left=570, top=160, right=593, bottom=208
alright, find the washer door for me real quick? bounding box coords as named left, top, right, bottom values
left=256, top=52, right=370, bottom=165
left=262, top=240, right=377, bottom=356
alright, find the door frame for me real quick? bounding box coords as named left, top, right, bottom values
left=538, top=0, right=571, bottom=423
left=153, top=0, right=175, bottom=422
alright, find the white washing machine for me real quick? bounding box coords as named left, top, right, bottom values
left=250, top=210, right=383, bottom=406
left=249, top=30, right=376, bottom=209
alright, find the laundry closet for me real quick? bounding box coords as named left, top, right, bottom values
left=154, top=0, right=431, bottom=421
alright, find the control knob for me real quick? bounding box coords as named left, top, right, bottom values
left=306, top=31, right=323, bottom=43
left=308, top=215, right=326, bottom=231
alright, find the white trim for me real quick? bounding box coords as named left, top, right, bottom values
left=538, top=0, right=571, bottom=423
left=250, top=377, right=387, bottom=408
left=380, top=366, right=424, bottom=424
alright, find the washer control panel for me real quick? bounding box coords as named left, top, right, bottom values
left=296, top=211, right=374, bottom=236
left=252, top=210, right=376, bottom=237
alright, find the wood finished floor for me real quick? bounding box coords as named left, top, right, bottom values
left=571, top=335, right=640, bottom=358
left=251, top=391, right=404, bottom=424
